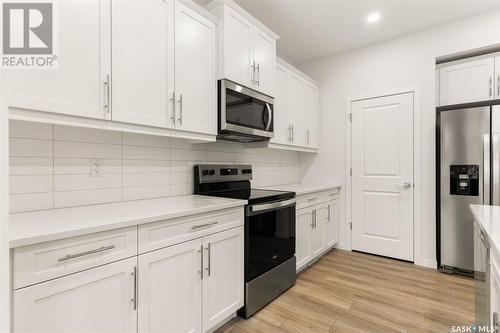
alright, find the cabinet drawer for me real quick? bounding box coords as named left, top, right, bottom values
left=139, top=208, right=244, bottom=254
left=296, top=189, right=339, bottom=210
left=13, top=226, right=137, bottom=289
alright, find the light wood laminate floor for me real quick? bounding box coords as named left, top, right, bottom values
left=216, top=250, right=473, bottom=333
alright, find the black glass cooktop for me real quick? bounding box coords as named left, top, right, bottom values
left=198, top=187, right=295, bottom=205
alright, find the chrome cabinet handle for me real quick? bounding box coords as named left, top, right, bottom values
left=291, top=125, right=294, bottom=143
left=104, top=74, right=110, bottom=113
left=251, top=61, right=256, bottom=84
left=497, top=75, right=500, bottom=97
left=131, top=266, right=137, bottom=310
left=265, top=103, right=272, bottom=131
left=327, top=205, right=331, bottom=221
left=198, top=245, right=203, bottom=280
left=288, top=125, right=292, bottom=142
left=191, top=221, right=218, bottom=230
left=170, top=92, right=176, bottom=125
left=206, top=243, right=211, bottom=277
left=58, top=245, right=115, bottom=262
left=306, top=129, right=310, bottom=145
left=256, top=63, right=260, bottom=86
left=177, top=93, right=183, bottom=125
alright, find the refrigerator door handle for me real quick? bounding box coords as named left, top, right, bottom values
left=493, top=132, right=500, bottom=205
left=484, top=133, right=491, bottom=205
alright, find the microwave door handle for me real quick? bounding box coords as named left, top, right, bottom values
left=265, top=103, right=272, bottom=131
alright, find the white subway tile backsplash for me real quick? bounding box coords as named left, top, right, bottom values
left=123, top=145, right=170, bottom=160
left=9, top=120, right=53, bottom=140
left=10, top=138, right=53, bottom=157
left=54, top=158, right=122, bottom=175
left=10, top=175, right=53, bottom=194
left=54, top=174, right=122, bottom=192
left=10, top=193, right=53, bottom=213
left=9, top=120, right=302, bottom=213
left=54, top=188, right=123, bottom=208
left=54, top=125, right=122, bottom=145
left=10, top=157, right=53, bottom=175
left=54, top=141, right=122, bottom=159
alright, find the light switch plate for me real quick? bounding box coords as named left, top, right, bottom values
left=90, top=159, right=103, bottom=177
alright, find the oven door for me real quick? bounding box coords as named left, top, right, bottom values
left=245, top=198, right=296, bottom=282
left=219, top=79, right=274, bottom=138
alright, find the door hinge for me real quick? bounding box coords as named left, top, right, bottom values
left=349, top=222, right=352, bottom=230
left=348, top=113, right=352, bottom=122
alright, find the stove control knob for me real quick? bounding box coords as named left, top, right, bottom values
left=209, top=169, right=215, bottom=176
left=202, top=170, right=209, bottom=176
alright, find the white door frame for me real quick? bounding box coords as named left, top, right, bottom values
left=345, top=86, right=426, bottom=267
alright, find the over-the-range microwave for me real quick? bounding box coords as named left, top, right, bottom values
left=217, top=79, right=274, bottom=142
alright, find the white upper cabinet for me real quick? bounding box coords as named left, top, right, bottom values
left=270, top=59, right=320, bottom=152
left=138, top=238, right=202, bottom=333
left=209, top=0, right=278, bottom=97
left=174, top=2, right=217, bottom=135
left=202, top=226, right=244, bottom=332
left=253, top=26, right=276, bottom=97
left=13, top=258, right=137, bottom=333
left=7, top=0, right=111, bottom=120
left=439, top=57, right=495, bottom=106
left=219, top=6, right=253, bottom=87
left=495, top=56, right=500, bottom=99
left=272, top=63, right=290, bottom=145
left=111, top=0, right=174, bottom=127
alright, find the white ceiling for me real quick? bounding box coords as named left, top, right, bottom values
left=223, top=0, right=500, bottom=65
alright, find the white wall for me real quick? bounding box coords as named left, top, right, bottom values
left=299, top=10, right=500, bottom=267
left=9, top=120, right=302, bottom=213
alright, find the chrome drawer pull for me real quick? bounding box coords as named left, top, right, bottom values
left=191, top=221, right=218, bottom=230
left=58, top=245, right=115, bottom=262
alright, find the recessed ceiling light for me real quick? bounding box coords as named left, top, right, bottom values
left=366, top=12, right=381, bottom=24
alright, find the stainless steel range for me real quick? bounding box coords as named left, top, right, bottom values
left=194, top=164, right=296, bottom=318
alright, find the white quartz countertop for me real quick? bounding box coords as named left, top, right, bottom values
left=470, top=205, right=500, bottom=259
left=262, top=183, right=341, bottom=196
left=9, top=195, right=247, bottom=248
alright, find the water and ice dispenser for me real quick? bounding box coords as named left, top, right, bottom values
left=449, top=165, right=479, bottom=196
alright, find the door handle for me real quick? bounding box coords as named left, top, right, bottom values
left=205, top=243, right=211, bottom=277
left=265, top=103, right=272, bottom=131
left=198, top=245, right=203, bottom=280
left=104, top=74, right=110, bottom=114
left=490, top=77, right=493, bottom=98
left=497, top=74, right=500, bottom=97
left=131, top=266, right=137, bottom=310
left=256, top=63, right=260, bottom=86
left=402, top=182, right=412, bottom=190
left=251, top=61, right=256, bottom=84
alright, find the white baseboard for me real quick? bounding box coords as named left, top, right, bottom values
left=414, top=257, right=437, bottom=269
left=334, top=242, right=350, bottom=251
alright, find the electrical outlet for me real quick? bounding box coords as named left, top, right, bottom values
left=90, top=159, right=103, bottom=177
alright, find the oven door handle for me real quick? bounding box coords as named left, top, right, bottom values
left=264, top=103, right=272, bottom=131
left=249, top=198, right=296, bottom=214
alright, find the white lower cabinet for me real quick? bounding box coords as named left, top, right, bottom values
left=138, top=239, right=202, bottom=333
left=295, top=194, right=339, bottom=272
left=13, top=257, right=137, bottom=333
left=490, top=253, right=500, bottom=327
left=202, top=227, right=244, bottom=332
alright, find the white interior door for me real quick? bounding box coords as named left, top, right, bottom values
left=351, top=92, right=414, bottom=261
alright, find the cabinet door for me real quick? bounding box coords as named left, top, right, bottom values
left=7, top=0, right=111, bottom=119
left=13, top=258, right=137, bottom=333
left=112, top=0, right=174, bottom=127
left=271, top=63, right=290, bottom=145
left=222, top=6, right=253, bottom=87
left=138, top=238, right=202, bottom=333
left=324, top=200, right=338, bottom=248
left=174, top=2, right=217, bottom=135
left=439, top=57, right=495, bottom=106
left=495, top=56, right=500, bottom=99
left=287, top=72, right=307, bottom=146
left=491, top=258, right=500, bottom=328
left=304, top=81, right=320, bottom=148
left=310, top=207, right=325, bottom=260
left=202, top=227, right=244, bottom=332
left=253, top=27, right=276, bottom=97
left=296, top=208, right=311, bottom=271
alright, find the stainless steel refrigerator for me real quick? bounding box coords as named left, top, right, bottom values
left=438, top=104, right=500, bottom=274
